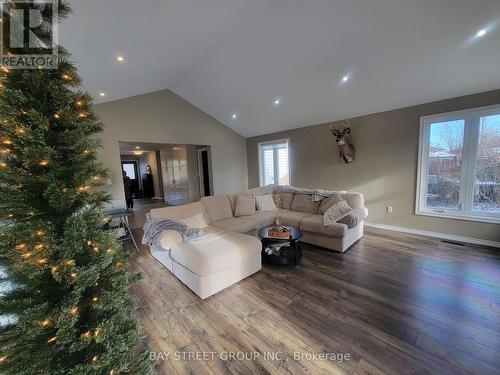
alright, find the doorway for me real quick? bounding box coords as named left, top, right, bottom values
left=121, top=160, right=139, bottom=198
left=197, top=147, right=213, bottom=197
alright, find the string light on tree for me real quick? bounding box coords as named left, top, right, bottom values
left=0, top=1, right=151, bottom=372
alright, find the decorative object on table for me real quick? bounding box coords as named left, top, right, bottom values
left=0, top=3, right=151, bottom=372
left=268, top=218, right=291, bottom=238
left=258, top=225, right=303, bottom=266
left=329, top=120, right=355, bottom=164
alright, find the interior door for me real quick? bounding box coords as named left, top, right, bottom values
left=121, top=161, right=139, bottom=198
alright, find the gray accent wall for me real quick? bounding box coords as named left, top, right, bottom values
left=247, top=89, right=500, bottom=242
left=96, top=89, right=248, bottom=207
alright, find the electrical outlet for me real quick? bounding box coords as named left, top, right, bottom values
left=387, top=206, right=393, bottom=213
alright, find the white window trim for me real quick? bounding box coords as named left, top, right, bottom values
left=416, top=104, right=500, bottom=224
left=258, top=138, right=291, bottom=187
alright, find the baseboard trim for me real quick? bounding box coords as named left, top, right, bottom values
left=364, top=222, right=500, bottom=248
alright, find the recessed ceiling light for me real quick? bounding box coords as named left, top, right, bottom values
left=116, top=56, right=125, bottom=62
left=135, top=146, right=140, bottom=149
left=232, top=113, right=238, bottom=119
left=133, top=151, right=143, bottom=155
left=274, top=98, right=281, bottom=106
left=99, top=92, right=106, bottom=97
left=476, top=29, right=487, bottom=38
left=341, top=75, right=350, bottom=83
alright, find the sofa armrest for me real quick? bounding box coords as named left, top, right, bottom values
left=342, top=192, right=364, bottom=209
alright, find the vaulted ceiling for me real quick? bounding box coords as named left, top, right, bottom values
left=61, top=0, right=500, bottom=137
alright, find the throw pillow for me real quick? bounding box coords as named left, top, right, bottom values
left=234, top=195, right=256, bottom=217
left=158, top=230, right=183, bottom=250
left=273, top=193, right=283, bottom=208
left=319, top=193, right=344, bottom=214
left=323, top=200, right=352, bottom=226
left=291, top=193, right=320, bottom=214
left=338, top=207, right=367, bottom=228
left=255, top=194, right=278, bottom=211
left=180, top=212, right=208, bottom=229
left=281, top=192, right=294, bottom=209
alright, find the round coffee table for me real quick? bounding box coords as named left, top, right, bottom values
left=258, top=225, right=303, bottom=266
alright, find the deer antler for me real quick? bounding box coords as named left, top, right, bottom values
left=329, top=124, right=341, bottom=136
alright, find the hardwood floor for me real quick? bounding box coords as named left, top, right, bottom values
left=126, top=226, right=500, bottom=375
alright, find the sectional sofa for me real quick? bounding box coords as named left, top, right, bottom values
left=146, top=185, right=367, bottom=298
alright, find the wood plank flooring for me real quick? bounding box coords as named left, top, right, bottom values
left=126, top=226, right=500, bottom=375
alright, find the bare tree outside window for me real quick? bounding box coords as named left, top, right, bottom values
left=473, top=115, right=500, bottom=213
left=426, top=120, right=465, bottom=209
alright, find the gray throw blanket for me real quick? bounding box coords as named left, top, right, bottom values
left=281, top=186, right=345, bottom=202
left=142, top=218, right=201, bottom=246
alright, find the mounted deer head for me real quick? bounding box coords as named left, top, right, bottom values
left=329, top=120, right=355, bottom=164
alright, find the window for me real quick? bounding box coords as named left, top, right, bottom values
left=121, top=162, right=137, bottom=179
left=416, top=105, right=500, bottom=223
left=258, top=139, right=290, bottom=186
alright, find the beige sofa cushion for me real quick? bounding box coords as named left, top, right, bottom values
left=247, top=185, right=275, bottom=197
left=291, top=193, right=320, bottom=214
left=240, top=211, right=276, bottom=229
left=276, top=209, right=313, bottom=227
left=234, top=195, right=256, bottom=217
left=281, top=192, right=294, bottom=209
left=149, top=202, right=206, bottom=221
left=227, top=191, right=252, bottom=213
left=201, top=196, right=233, bottom=222
left=300, top=215, right=347, bottom=237
left=319, top=194, right=344, bottom=214
left=342, top=192, right=364, bottom=209
left=171, top=226, right=261, bottom=277
left=180, top=212, right=209, bottom=228
left=211, top=217, right=255, bottom=233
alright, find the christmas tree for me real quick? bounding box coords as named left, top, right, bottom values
left=0, top=1, right=152, bottom=374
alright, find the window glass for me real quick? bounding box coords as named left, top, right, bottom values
left=259, top=140, right=289, bottom=187
left=473, top=114, right=500, bottom=214
left=122, top=163, right=136, bottom=179
left=426, top=120, right=465, bottom=210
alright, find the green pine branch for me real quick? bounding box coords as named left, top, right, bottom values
left=0, top=2, right=153, bottom=374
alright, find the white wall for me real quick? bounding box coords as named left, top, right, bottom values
left=96, top=90, right=248, bottom=207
